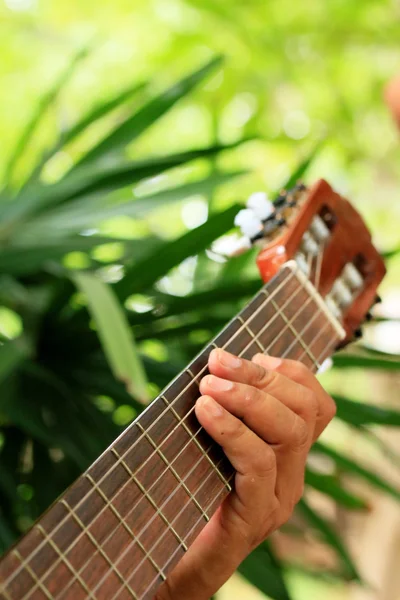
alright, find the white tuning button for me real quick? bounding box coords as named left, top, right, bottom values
left=342, top=263, right=363, bottom=291
left=247, top=192, right=275, bottom=221
left=213, top=235, right=252, bottom=257
left=310, top=216, right=330, bottom=243
left=234, top=209, right=263, bottom=239
left=331, top=278, right=353, bottom=307
left=295, top=252, right=310, bottom=277
left=301, top=232, right=319, bottom=256
left=325, top=296, right=342, bottom=319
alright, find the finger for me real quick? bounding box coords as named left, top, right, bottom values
left=195, top=395, right=277, bottom=521
left=209, top=349, right=318, bottom=440
left=199, top=374, right=309, bottom=450
left=252, top=354, right=336, bottom=439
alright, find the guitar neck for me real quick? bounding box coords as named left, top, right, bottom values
left=0, top=261, right=344, bottom=600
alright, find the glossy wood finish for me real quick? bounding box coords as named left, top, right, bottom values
left=0, top=264, right=342, bottom=600
left=256, top=179, right=386, bottom=345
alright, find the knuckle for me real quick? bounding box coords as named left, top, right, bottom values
left=254, top=445, right=276, bottom=477
left=291, top=416, right=309, bottom=450
left=225, top=416, right=246, bottom=441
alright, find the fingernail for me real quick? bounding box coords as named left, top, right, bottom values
left=207, top=375, right=233, bottom=391
left=200, top=396, right=224, bottom=417
left=218, top=350, right=242, bottom=369
left=263, top=356, right=282, bottom=370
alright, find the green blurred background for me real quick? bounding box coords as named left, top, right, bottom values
left=0, top=1, right=400, bottom=599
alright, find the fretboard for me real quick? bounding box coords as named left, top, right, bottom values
left=0, top=262, right=344, bottom=600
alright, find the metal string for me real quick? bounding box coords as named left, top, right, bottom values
left=90, top=301, right=337, bottom=599
left=121, top=324, right=338, bottom=600
left=8, top=267, right=301, bottom=590
left=20, top=269, right=308, bottom=600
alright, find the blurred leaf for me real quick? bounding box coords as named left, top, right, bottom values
left=333, top=394, right=400, bottom=427
left=17, top=168, right=244, bottom=242
left=298, top=498, right=360, bottom=581
left=275, top=142, right=322, bottom=195
left=0, top=338, right=30, bottom=385
left=115, top=204, right=241, bottom=299
left=382, top=246, right=400, bottom=261
left=333, top=353, right=400, bottom=371
left=3, top=141, right=245, bottom=231
left=76, top=56, right=223, bottom=168
left=4, top=46, right=89, bottom=187
left=238, top=541, right=292, bottom=600
left=130, top=277, right=261, bottom=325
left=0, top=236, right=160, bottom=275
left=74, top=272, right=149, bottom=403
left=314, top=441, right=400, bottom=502
left=31, top=81, right=147, bottom=180
left=305, top=468, right=367, bottom=510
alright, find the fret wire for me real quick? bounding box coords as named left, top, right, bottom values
left=161, top=394, right=231, bottom=493
left=89, top=420, right=226, bottom=600
left=1, top=584, right=13, bottom=600
left=12, top=550, right=53, bottom=600
left=4, top=266, right=342, bottom=593
left=86, top=471, right=167, bottom=582
left=142, top=316, right=341, bottom=599
left=262, top=291, right=321, bottom=369
left=142, top=466, right=232, bottom=600
left=2, top=268, right=301, bottom=593
left=135, top=421, right=210, bottom=523
left=110, top=444, right=232, bottom=600
left=59, top=499, right=139, bottom=600
left=110, top=285, right=332, bottom=600
left=236, top=316, right=266, bottom=352
left=2, top=268, right=298, bottom=590
left=110, top=447, right=187, bottom=556
left=54, top=280, right=341, bottom=600
left=34, top=525, right=95, bottom=600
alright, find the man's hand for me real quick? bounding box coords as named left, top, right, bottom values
left=156, top=349, right=336, bottom=600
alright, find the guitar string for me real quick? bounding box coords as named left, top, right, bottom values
left=6, top=266, right=302, bottom=589
left=18, top=266, right=340, bottom=599
left=19, top=268, right=308, bottom=600
left=119, top=325, right=338, bottom=600
left=90, top=302, right=338, bottom=599
left=51, top=285, right=323, bottom=600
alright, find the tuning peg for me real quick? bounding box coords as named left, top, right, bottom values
left=343, top=263, right=363, bottom=291
left=353, top=328, right=363, bottom=340
left=274, top=190, right=288, bottom=208
left=310, top=216, right=331, bottom=243
left=365, top=312, right=374, bottom=322
left=234, top=209, right=263, bottom=240
left=374, top=294, right=382, bottom=305
left=331, top=278, right=353, bottom=307
left=301, top=231, right=319, bottom=256
left=247, top=192, right=275, bottom=221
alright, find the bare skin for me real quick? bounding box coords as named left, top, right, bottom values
left=155, top=349, right=336, bottom=600
left=156, top=76, right=400, bottom=600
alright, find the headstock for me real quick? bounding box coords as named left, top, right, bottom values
left=234, top=179, right=386, bottom=347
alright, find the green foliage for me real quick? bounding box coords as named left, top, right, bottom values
left=0, top=14, right=400, bottom=599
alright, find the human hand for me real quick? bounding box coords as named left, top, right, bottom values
left=156, top=349, right=336, bottom=600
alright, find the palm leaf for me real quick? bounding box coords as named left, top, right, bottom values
left=314, top=441, right=400, bottom=502
left=115, top=204, right=241, bottom=299
left=297, top=499, right=360, bottom=581
left=75, top=56, right=223, bottom=168
left=73, top=272, right=149, bottom=403
left=238, top=541, right=292, bottom=600
left=4, top=46, right=89, bottom=187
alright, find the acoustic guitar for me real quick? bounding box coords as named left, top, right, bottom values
left=0, top=179, right=386, bottom=600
